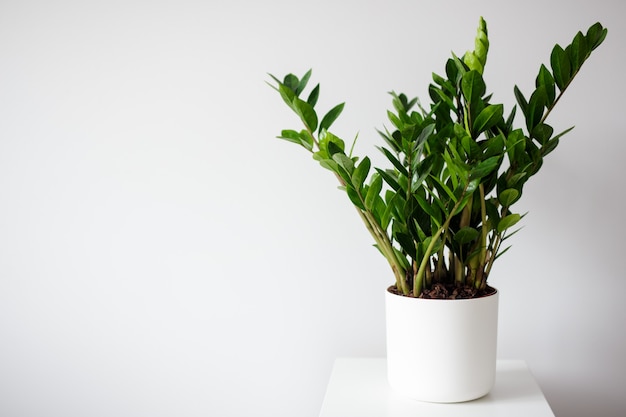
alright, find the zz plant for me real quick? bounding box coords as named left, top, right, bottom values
left=269, top=18, right=607, bottom=298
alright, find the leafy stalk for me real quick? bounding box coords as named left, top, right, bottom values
left=269, top=19, right=606, bottom=298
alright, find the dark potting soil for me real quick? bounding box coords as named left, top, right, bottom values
left=389, top=283, right=497, bottom=299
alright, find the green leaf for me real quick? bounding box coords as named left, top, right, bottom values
left=531, top=123, right=554, bottom=145
left=415, top=192, right=442, bottom=227
left=461, top=70, right=486, bottom=105
left=283, top=74, right=299, bottom=92
left=387, top=110, right=403, bottom=129
left=505, top=129, right=526, bottom=163
left=276, top=129, right=314, bottom=151
left=550, top=45, right=571, bottom=91
left=421, top=236, right=443, bottom=257
left=514, top=85, right=528, bottom=118
left=332, top=153, right=354, bottom=174
left=473, top=104, right=503, bottom=135
left=454, top=227, right=480, bottom=244
left=298, top=130, right=314, bottom=151
left=267, top=73, right=282, bottom=87
left=333, top=155, right=353, bottom=185
left=278, top=84, right=296, bottom=108
left=327, top=140, right=344, bottom=156
left=293, top=98, right=318, bottom=132
left=498, top=213, right=521, bottom=233
left=346, top=185, right=365, bottom=210
left=505, top=106, right=517, bottom=134
left=536, top=64, right=556, bottom=106
left=415, top=123, right=436, bottom=150
left=483, top=133, right=505, bottom=158
left=296, top=69, right=312, bottom=95
left=307, top=84, right=320, bottom=107
left=569, top=31, right=589, bottom=70
left=393, top=247, right=411, bottom=271
left=550, top=126, right=575, bottom=142
left=376, top=168, right=402, bottom=192
left=319, top=102, right=345, bottom=134
left=365, top=173, right=383, bottom=210
left=319, top=131, right=345, bottom=156
left=445, top=57, right=462, bottom=85
left=541, top=137, right=560, bottom=157
left=377, top=128, right=401, bottom=153
left=494, top=245, right=512, bottom=260
left=429, top=173, right=457, bottom=203
left=372, top=195, right=386, bottom=226
left=352, top=156, right=371, bottom=190
left=382, top=192, right=400, bottom=229
left=463, top=52, right=484, bottom=75
left=378, top=146, right=408, bottom=177
left=469, top=156, right=500, bottom=180
left=498, top=189, right=520, bottom=207
left=395, top=232, right=416, bottom=257
left=506, top=172, right=527, bottom=188
left=526, top=86, right=547, bottom=131
left=586, top=22, right=608, bottom=50
left=277, top=129, right=300, bottom=143
left=431, top=87, right=457, bottom=112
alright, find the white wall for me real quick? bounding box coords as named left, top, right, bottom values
left=0, top=1, right=624, bottom=416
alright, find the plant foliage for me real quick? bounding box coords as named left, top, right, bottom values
left=269, top=18, right=607, bottom=297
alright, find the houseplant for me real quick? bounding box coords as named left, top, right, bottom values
left=268, top=18, right=607, bottom=402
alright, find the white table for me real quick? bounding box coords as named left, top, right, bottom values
left=319, top=359, right=555, bottom=417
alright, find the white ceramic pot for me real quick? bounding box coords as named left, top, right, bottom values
left=385, top=286, right=499, bottom=403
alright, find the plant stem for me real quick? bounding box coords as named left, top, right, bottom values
left=332, top=171, right=409, bottom=294
left=476, top=184, right=488, bottom=288
left=413, top=183, right=470, bottom=296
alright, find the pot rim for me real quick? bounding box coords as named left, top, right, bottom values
left=386, top=285, right=498, bottom=301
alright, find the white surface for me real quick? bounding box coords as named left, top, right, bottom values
left=319, top=359, right=555, bottom=417
left=386, top=290, right=498, bottom=402
left=0, top=1, right=625, bottom=417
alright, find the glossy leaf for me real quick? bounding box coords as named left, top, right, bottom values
left=461, top=70, right=486, bottom=105
left=498, top=189, right=520, bottom=207
left=536, top=64, right=556, bottom=106
left=454, top=226, right=480, bottom=244
left=469, top=156, right=500, bottom=180
left=497, top=213, right=521, bottom=233
left=531, top=123, right=554, bottom=145
left=283, top=74, right=299, bottom=92
left=278, top=84, right=296, bottom=108
left=550, top=45, right=571, bottom=90
left=294, top=98, right=318, bottom=132
left=346, top=185, right=365, bottom=210
left=319, top=102, right=345, bottom=134
left=541, top=137, right=560, bottom=157
left=352, top=157, right=371, bottom=190
left=277, top=129, right=300, bottom=143
left=506, top=129, right=526, bottom=163
left=569, top=31, right=589, bottom=70
left=473, top=104, right=503, bottom=135
left=586, top=22, right=608, bottom=50
left=514, top=85, right=528, bottom=117
left=307, top=84, right=320, bottom=107
left=415, top=192, right=442, bottom=228
left=526, top=87, right=547, bottom=131
left=378, top=146, right=408, bottom=177
left=365, top=173, right=383, bottom=210
left=296, top=69, right=312, bottom=95
left=376, top=168, right=402, bottom=192
left=319, top=131, right=345, bottom=157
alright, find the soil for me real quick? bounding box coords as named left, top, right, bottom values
left=389, top=283, right=497, bottom=299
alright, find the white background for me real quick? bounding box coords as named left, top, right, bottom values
left=0, top=1, right=624, bottom=416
